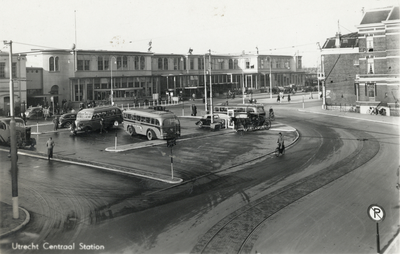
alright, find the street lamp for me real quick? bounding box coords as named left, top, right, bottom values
left=110, top=56, right=116, bottom=106
left=4, top=40, right=19, bottom=219
left=269, top=57, right=272, bottom=99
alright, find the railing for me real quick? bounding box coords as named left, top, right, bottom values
left=325, top=103, right=358, bottom=113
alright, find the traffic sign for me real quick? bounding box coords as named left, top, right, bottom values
left=167, top=138, right=176, bottom=147
left=367, top=204, right=385, bottom=222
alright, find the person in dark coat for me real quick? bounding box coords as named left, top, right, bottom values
left=46, top=137, right=55, bottom=160
left=53, top=116, right=59, bottom=131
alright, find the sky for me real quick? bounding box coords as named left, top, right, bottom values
left=0, top=0, right=398, bottom=67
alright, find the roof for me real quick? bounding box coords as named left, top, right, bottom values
left=360, top=6, right=399, bottom=25
left=322, top=32, right=359, bottom=49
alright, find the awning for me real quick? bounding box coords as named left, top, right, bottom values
left=29, top=94, right=59, bottom=98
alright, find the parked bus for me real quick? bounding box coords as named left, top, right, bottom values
left=122, top=108, right=180, bottom=140
left=75, top=106, right=123, bottom=133
left=213, top=103, right=266, bottom=116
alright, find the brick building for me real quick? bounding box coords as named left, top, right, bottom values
left=322, top=6, right=399, bottom=115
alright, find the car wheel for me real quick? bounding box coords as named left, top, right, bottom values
left=146, top=129, right=155, bottom=140
left=128, top=126, right=136, bottom=136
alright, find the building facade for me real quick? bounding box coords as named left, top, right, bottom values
left=0, top=52, right=27, bottom=115
left=356, top=6, right=400, bottom=114
left=322, top=6, right=400, bottom=115
left=21, top=49, right=305, bottom=110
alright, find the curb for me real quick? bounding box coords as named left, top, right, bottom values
left=298, top=109, right=399, bottom=126
left=0, top=206, right=30, bottom=239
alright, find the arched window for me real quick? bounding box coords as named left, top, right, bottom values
left=49, top=57, right=55, bottom=71
left=55, top=56, right=59, bottom=71
left=164, top=58, right=168, bottom=70
left=158, top=58, right=163, bottom=70
left=140, top=56, right=145, bottom=70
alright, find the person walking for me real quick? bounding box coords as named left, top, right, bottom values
left=53, top=116, right=59, bottom=131
left=288, top=94, right=291, bottom=103
left=277, top=132, right=285, bottom=155
left=100, top=117, right=107, bottom=134
left=46, top=137, right=55, bottom=160
left=277, top=94, right=280, bottom=103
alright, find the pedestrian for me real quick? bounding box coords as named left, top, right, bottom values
left=46, top=137, right=55, bottom=160
left=277, top=94, right=280, bottom=103
left=44, top=107, right=49, bottom=120
left=288, top=94, right=291, bottom=103
left=277, top=132, right=285, bottom=155
left=193, top=104, right=197, bottom=116
left=99, top=117, right=107, bottom=133
left=22, top=112, right=27, bottom=125
left=53, top=116, right=59, bottom=131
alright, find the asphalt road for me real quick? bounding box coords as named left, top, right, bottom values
left=0, top=98, right=398, bottom=254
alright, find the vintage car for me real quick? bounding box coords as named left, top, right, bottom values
left=195, top=114, right=226, bottom=129
left=58, top=112, right=77, bottom=128
left=25, top=106, right=43, bottom=119
left=0, top=117, right=36, bottom=148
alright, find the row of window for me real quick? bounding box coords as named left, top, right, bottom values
left=45, top=55, right=293, bottom=73
left=0, top=62, right=17, bottom=78
left=123, top=113, right=161, bottom=126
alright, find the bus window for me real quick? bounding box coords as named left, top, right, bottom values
left=0, top=122, right=6, bottom=130
left=145, top=117, right=150, bottom=123
left=155, top=119, right=160, bottom=126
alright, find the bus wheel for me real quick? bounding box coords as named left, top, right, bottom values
left=128, top=126, right=135, bottom=136
left=146, top=129, right=155, bottom=141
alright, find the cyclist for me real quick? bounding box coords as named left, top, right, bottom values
left=269, top=107, right=275, bottom=120
left=277, top=132, right=285, bottom=155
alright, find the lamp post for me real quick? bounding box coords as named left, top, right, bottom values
left=203, top=54, right=207, bottom=112
left=208, top=49, right=213, bottom=123
left=269, top=57, right=272, bottom=99
left=4, top=40, right=19, bottom=219
left=110, top=56, right=116, bottom=106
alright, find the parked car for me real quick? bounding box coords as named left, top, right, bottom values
left=58, top=112, right=77, bottom=128
left=195, top=114, right=226, bottom=129
left=25, top=106, right=43, bottom=119
left=0, top=117, right=36, bottom=148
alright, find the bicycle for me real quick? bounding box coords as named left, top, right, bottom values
left=275, top=144, right=285, bottom=157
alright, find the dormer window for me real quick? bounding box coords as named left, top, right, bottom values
left=367, top=35, right=374, bottom=52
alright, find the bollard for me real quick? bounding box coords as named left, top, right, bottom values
left=115, top=133, right=117, bottom=150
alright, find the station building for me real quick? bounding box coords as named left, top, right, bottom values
left=16, top=49, right=305, bottom=109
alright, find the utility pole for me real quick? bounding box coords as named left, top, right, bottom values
left=321, top=55, right=326, bottom=109
left=4, top=40, right=19, bottom=219
left=269, top=57, right=272, bottom=99
left=209, top=49, right=213, bottom=123
left=203, top=54, right=207, bottom=112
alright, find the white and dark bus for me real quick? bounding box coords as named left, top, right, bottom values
left=122, top=109, right=180, bottom=140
